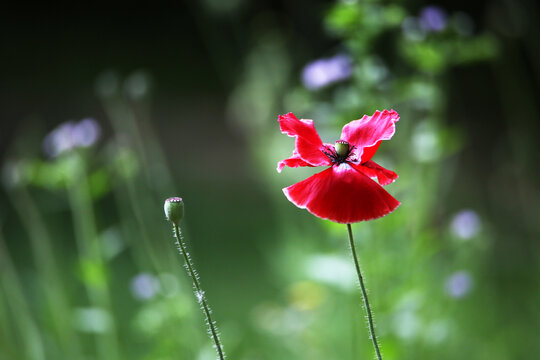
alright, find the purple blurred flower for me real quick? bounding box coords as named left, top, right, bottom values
left=302, top=54, right=353, bottom=90
left=419, top=6, right=448, bottom=32
left=450, top=209, right=481, bottom=240
left=445, top=271, right=473, bottom=298
left=131, top=273, right=160, bottom=301
left=43, top=121, right=76, bottom=157
left=73, top=118, right=101, bottom=147
left=43, top=118, right=101, bottom=157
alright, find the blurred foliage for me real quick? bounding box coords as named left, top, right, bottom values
left=1, top=1, right=539, bottom=360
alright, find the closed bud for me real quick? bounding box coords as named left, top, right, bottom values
left=164, top=197, right=184, bottom=225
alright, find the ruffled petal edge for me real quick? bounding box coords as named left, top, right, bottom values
left=340, top=109, right=399, bottom=163
left=278, top=113, right=331, bottom=167
left=283, top=163, right=400, bottom=223
left=351, top=161, right=398, bottom=186
left=277, top=152, right=314, bottom=173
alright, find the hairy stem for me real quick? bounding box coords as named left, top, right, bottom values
left=347, top=224, right=382, bottom=360
left=172, top=224, right=225, bottom=360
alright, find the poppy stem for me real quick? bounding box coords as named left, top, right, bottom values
left=347, top=224, right=383, bottom=360
left=172, top=224, right=226, bottom=360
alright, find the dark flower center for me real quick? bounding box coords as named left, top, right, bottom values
left=322, top=140, right=356, bottom=164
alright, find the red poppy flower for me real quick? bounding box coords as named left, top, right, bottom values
left=277, top=110, right=400, bottom=223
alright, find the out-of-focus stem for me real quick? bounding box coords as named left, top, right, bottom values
left=0, top=229, right=46, bottom=360
left=10, top=187, right=83, bottom=358
left=67, top=152, right=121, bottom=360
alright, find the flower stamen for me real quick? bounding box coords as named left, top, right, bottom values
left=323, top=140, right=356, bottom=164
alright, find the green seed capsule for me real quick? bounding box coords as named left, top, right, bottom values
left=164, top=197, right=184, bottom=225
left=334, top=140, right=350, bottom=157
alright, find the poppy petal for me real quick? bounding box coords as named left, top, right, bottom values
left=358, top=141, right=381, bottom=164
left=352, top=161, right=398, bottom=186
left=340, top=109, right=399, bottom=163
left=278, top=113, right=331, bottom=167
left=283, top=163, right=400, bottom=223
left=277, top=151, right=314, bottom=173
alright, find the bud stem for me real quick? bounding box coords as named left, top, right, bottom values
left=172, top=224, right=226, bottom=360
left=347, top=223, right=383, bottom=360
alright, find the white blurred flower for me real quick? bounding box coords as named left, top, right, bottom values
left=131, top=273, right=160, bottom=301
left=124, top=71, right=151, bottom=99
left=445, top=271, right=473, bottom=298
left=302, top=54, right=353, bottom=90
left=424, top=319, right=450, bottom=344
left=392, top=292, right=423, bottom=340
left=43, top=118, right=101, bottom=157
left=304, top=254, right=356, bottom=290
left=450, top=209, right=481, bottom=240
left=393, top=310, right=421, bottom=340
left=101, top=227, right=124, bottom=260
left=252, top=302, right=311, bottom=335
left=74, top=307, right=111, bottom=333
left=411, top=122, right=441, bottom=163
left=402, top=17, right=427, bottom=42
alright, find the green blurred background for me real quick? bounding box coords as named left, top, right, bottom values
left=1, top=1, right=539, bottom=359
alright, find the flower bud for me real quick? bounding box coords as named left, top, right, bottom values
left=334, top=140, right=349, bottom=157
left=164, top=197, right=184, bottom=225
